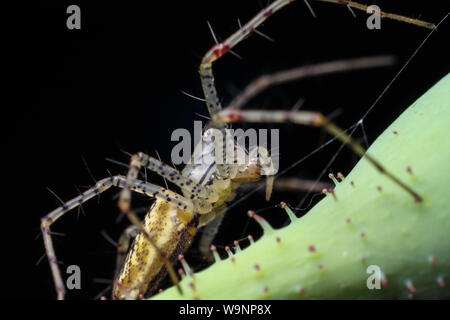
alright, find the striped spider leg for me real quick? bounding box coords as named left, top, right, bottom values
left=41, top=175, right=196, bottom=300
left=197, top=0, right=433, bottom=202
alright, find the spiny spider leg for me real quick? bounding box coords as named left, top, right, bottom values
left=200, top=0, right=435, bottom=122
left=199, top=0, right=434, bottom=179
left=41, top=175, right=191, bottom=299
left=226, top=56, right=397, bottom=111
left=200, top=0, right=293, bottom=122
left=200, top=0, right=295, bottom=179
left=216, top=109, right=423, bottom=203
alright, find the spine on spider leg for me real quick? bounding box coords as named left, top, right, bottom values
left=151, top=73, right=450, bottom=299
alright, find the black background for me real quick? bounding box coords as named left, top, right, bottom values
left=8, top=1, right=449, bottom=300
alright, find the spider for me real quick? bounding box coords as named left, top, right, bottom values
left=40, top=0, right=433, bottom=300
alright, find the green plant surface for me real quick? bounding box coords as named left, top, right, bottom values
left=151, top=73, right=450, bottom=300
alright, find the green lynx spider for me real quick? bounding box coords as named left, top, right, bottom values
left=41, top=0, right=434, bottom=299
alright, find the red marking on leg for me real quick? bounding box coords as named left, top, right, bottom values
left=276, top=237, right=281, bottom=243
left=211, top=43, right=230, bottom=59
left=308, top=245, right=316, bottom=253
left=254, top=264, right=261, bottom=272
left=221, top=109, right=243, bottom=122
left=138, top=294, right=144, bottom=300
left=100, top=296, right=107, bottom=300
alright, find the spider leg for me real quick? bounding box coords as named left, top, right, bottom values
left=200, top=0, right=297, bottom=121
left=198, top=206, right=227, bottom=262
left=216, top=109, right=423, bottom=203
left=114, top=225, right=139, bottom=282
left=199, top=0, right=434, bottom=121
left=199, top=0, right=294, bottom=179
left=240, top=177, right=334, bottom=194
left=41, top=175, right=191, bottom=300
